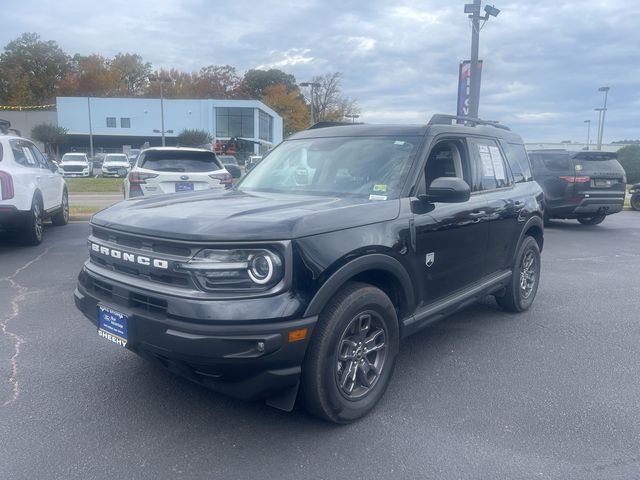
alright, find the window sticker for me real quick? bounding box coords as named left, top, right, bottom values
left=489, top=146, right=506, bottom=180
left=369, top=194, right=387, bottom=201
left=478, top=146, right=495, bottom=177
left=373, top=184, right=387, bottom=193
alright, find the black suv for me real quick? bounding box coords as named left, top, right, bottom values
left=74, top=115, right=544, bottom=423
left=528, top=149, right=625, bottom=225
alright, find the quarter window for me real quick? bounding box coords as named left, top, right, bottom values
left=500, top=142, right=532, bottom=183
left=106, top=117, right=116, bottom=128
left=10, top=140, right=37, bottom=167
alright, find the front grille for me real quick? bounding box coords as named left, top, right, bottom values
left=62, top=165, right=86, bottom=172
left=84, top=275, right=167, bottom=315
left=89, top=226, right=196, bottom=289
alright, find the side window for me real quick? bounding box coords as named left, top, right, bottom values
left=468, top=138, right=511, bottom=191
left=26, top=142, right=49, bottom=169
left=500, top=142, right=532, bottom=183
left=10, top=140, right=37, bottom=167
left=424, top=139, right=470, bottom=188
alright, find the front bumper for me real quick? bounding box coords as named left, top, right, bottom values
left=74, top=266, right=317, bottom=400
left=62, top=171, right=90, bottom=177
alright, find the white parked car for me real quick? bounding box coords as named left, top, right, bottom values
left=58, top=152, right=92, bottom=177
left=0, top=132, right=69, bottom=245
left=101, top=153, right=131, bottom=177
left=123, top=147, right=232, bottom=199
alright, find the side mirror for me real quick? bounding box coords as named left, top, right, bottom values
left=425, top=177, right=470, bottom=203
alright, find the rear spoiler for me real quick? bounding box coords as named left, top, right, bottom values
left=572, top=151, right=617, bottom=160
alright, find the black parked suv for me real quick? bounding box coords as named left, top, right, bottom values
left=528, top=149, right=625, bottom=225
left=74, top=115, right=544, bottom=423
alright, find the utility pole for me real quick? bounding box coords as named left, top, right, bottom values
left=464, top=1, right=499, bottom=119
left=87, top=96, right=94, bottom=158
left=160, top=80, right=166, bottom=147
left=300, top=82, right=321, bottom=126
left=597, top=86, right=610, bottom=150
left=584, top=120, right=591, bottom=150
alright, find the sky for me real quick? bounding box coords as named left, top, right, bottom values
left=2, top=0, right=640, bottom=143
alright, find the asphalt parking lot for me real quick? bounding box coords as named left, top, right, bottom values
left=1, top=213, right=640, bottom=479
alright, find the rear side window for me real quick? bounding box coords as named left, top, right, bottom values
left=140, top=150, right=223, bottom=172
left=500, top=142, right=532, bottom=183
left=10, top=140, right=38, bottom=167
left=468, top=138, right=512, bottom=191
left=529, top=152, right=572, bottom=172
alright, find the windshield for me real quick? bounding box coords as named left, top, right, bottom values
left=238, top=136, right=420, bottom=198
left=61, top=154, right=87, bottom=163
left=104, top=154, right=128, bottom=163
left=140, top=150, right=223, bottom=172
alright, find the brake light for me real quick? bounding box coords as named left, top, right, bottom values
left=128, top=172, right=158, bottom=184
left=209, top=172, right=233, bottom=189
left=0, top=171, right=14, bottom=200
left=559, top=175, right=590, bottom=183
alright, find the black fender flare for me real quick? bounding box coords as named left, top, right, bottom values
left=303, top=253, right=415, bottom=317
left=516, top=215, right=544, bottom=255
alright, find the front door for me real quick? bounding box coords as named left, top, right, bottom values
left=412, top=137, right=489, bottom=306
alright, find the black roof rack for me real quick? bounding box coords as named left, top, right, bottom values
left=428, top=114, right=511, bottom=131
left=308, top=121, right=363, bottom=130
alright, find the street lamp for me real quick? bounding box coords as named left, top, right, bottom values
left=344, top=114, right=360, bottom=123
left=300, top=81, right=321, bottom=126
left=596, top=86, right=610, bottom=150
left=463, top=1, right=500, bottom=118
left=149, top=75, right=172, bottom=146
left=584, top=120, right=591, bottom=150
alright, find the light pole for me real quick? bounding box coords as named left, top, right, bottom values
left=463, top=1, right=500, bottom=118
left=596, top=86, right=610, bottom=150
left=87, top=96, right=94, bottom=158
left=300, top=81, right=321, bottom=126
left=584, top=120, right=591, bottom=150
left=149, top=75, right=171, bottom=146
left=345, top=114, right=360, bottom=123
left=594, top=108, right=605, bottom=150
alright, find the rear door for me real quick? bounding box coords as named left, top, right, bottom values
left=570, top=152, right=626, bottom=207
left=26, top=141, right=61, bottom=210
left=528, top=151, right=574, bottom=209
left=9, top=140, right=44, bottom=208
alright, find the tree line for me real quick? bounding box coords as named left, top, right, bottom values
left=0, top=33, right=359, bottom=135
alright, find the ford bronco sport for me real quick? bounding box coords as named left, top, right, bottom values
left=74, top=115, right=544, bottom=423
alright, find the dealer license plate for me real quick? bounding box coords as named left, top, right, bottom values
left=175, top=182, right=194, bottom=192
left=98, top=305, right=128, bottom=347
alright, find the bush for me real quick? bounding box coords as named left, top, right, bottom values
left=617, top=145, right=640, bottom=184
left=176, top=129, right=212, bottom=147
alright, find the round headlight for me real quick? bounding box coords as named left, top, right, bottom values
left=248, top=254, right=274, bottom=284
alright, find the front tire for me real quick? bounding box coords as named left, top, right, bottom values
left=51, top=189, right=69, bottom=226
left=302, top=282, right=399, bottom=424
left=631, top=194, right=640, bottom=211
left=496, top=236, right=541, bottom=313
left=577, top=215, right=606, bottom=225
left=21, top=196, right=44, bottom=246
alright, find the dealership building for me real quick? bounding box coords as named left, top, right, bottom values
left=53, top=96, right=283, bottom=155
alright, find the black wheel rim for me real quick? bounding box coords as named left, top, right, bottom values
left=62, top=193, right=69, bottom=222
left=335, top=311, right=388, bottom=400
left=519, top=250, right=537, bottom=299
left=33, top=202, right=43, bottom=240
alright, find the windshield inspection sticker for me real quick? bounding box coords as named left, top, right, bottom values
left=373, top=184, right=388, bottom=193
left=369, top=194, right=387, bottom=201
left=489, top=146, right=506, bottom=180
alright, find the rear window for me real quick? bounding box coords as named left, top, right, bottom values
left=572, top=152, right=617, bottom=161
left=140, top=150, right=223, bottom=172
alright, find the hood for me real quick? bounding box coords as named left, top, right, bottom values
left=91, top=189, right=400, bottom=241
left=103, top=161, right=130, bottom=166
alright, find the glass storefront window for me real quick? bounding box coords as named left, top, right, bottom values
left=216, top=107, right=254, bottom=138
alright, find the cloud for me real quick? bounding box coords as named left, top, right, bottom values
left=1, top=0, right=639, bottom=142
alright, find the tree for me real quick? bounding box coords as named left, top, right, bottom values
left=194, top=65, right=247, bottom=99
left=309, top=72, right=359, bottom=123
left=617, top=145, right=640, bottom=184
left=58, top=54, right=119, bottom=96
left=0, top=33, right=69, bottom=104
left=177, top=129, right=212, bottom=147
left=111, top=53, right=152, bottom=96
left=31, top=123, right=68, bottom=158
left=261, top=85, right=309, bottom=136
left=244, top=69, right=297, bottom=99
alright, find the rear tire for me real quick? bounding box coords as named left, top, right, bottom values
left=577, top=215, right=606, bottom=225
left=21, top=196, right=44, bottom=246
left=51, top=189, right=69, bottom=226
left=631, top=194, right=640, bottom=211
left=496, top=236, right=540, bottom=313
left=302, top=282, right=399, bottom=424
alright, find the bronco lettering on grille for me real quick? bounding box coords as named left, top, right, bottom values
left=89, top=241, right=169, bottom=269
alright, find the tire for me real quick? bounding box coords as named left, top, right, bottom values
left=51, top=189, right=69, bottom=226
left=21, top=195, right=44, bottom=246
left=302, top=282, right=399, bottom=424
left=577, top=215, right=606, bottom=225
left=631, top=194, right=640, bottom=211
left=496, top=236, right=541, bottom=313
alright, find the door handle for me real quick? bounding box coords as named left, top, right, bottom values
left=468, top=210, right=486, bottom=218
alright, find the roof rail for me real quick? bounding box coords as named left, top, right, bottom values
left=428, top=114, right=511, bottom=131
left=308, top=121, right=363, bottom=130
